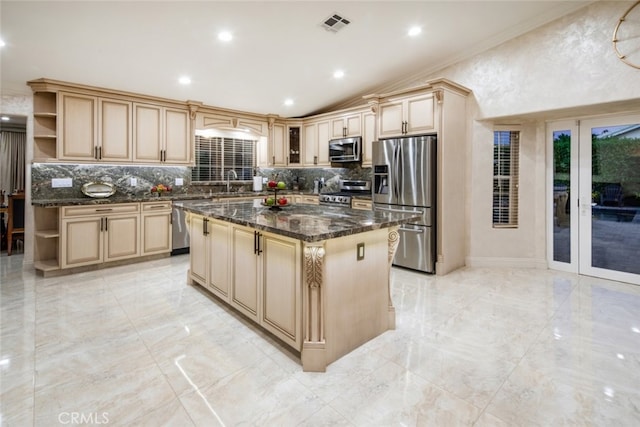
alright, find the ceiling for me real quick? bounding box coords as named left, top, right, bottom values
left=1, top=1, right=591, bottom=119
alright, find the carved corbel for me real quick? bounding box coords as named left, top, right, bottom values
left=387, top=226, right=400, bottom=329
left=435, top=89, right=443, bottom=104
left=302, top=242, right=327, bottom=372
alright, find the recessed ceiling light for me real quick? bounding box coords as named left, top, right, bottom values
left=408, top=26, right=422, bottom=37
left=178, top=76, right=191, bottom=85
left=333, top=70, right=345, bottom=79
left=218, top=31, right=233, bottom=42
left=284, top=99, right=294, bottom=106
left=0, top=39, right=5, bottom=47
left=1, top=116, right=10, bottom=121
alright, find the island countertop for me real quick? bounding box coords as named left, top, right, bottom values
left=174, top=199, right=419, bottom=243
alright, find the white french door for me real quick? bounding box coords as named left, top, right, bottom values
left=548, top=114, right=640, bottom=285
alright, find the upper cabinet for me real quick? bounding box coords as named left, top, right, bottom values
left=28, top=78, right=193, bottom=165
left=57, top=92, right=133, bottom=162
left=330, top=113, right=362, bottom=138
left=377, top=93, right=435, bottom=138
left=133, top=103, right=191, bottom=164
left=302, top=120, right=330, bottom=166
left=361, top=111, right=376, bottom=166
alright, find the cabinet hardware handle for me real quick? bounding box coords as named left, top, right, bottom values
left=286, top=156, right=289, bottom=165
left=272, top=155, right=275, bottom=165
left=100, top=217, right=103, bottom=232
left=257, top=232, right=263, bottom=255
left=95, top=208, right=113, bottom=212
left=98, top=146, right=102, bottom=160
left=343, top=127, right=347, bottom=137
left=149, top=205, right=165, bottom=209
left=254, top=230, right=258, bottom=254
left=203, top=218, right=209, bottom=235
left=314, top=155, right=317, bottom=165
left=94, top=146, right=98, bottom=160
left=104, top=217, right=108, bottom=232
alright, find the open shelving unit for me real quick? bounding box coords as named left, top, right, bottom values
left=33, top=206, right=60, bottom=273
left=33, top=91, right=57, bottom=161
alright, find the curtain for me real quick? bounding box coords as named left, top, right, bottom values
left=0, top=131, right=26, bottom=198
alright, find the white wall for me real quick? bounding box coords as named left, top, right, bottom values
left=425, top=1, right=640, bottom=267
left=1, top=94, right=34, bottom=266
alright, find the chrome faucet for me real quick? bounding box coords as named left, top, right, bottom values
left=226, top=169, right=238, bottom=193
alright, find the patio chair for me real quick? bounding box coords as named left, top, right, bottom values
left=600, top=183, right=623, bottom=207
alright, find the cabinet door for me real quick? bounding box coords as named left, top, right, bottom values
left=345, top=113, right=362, bottom=137
left=331, top=118, right=347, bottom=138
left=208, top=220, right=230, bottom=298
left=58, top=92, right=97, bottom=160
left=270, top=123, right=287, bottom=166
left=61, top=217, right=103, bottom=268
left=378, top=100, right=404, bottom=138
left=231, top=226, right=259, bottom=320
left=316, top=121, right=330, bottom=166
left=104, top=215, right=140, bottom=262
left=189, top=215, right=208, bottom=285
left=405, top=94, right=435, bottom=135
left=133, top=103, right=162, bottom=162
left=261, top=233, right=301, bottom=348
left=362, top=112, right=376, bottom=166
left=303, top=122, right=317, bottom=165
left=331, top=114, right=362, bottom=138
left=99, top=98, right=132, bottom=161
left=142, top=212, right=172, bottom=255
left=164, top=108, right=191, bottom=164
left=288, top=125, right=301, bottom=165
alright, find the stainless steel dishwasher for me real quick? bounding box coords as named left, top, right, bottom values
left=171, top=200, right=201, bottom=255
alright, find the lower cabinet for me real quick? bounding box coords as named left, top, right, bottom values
left=141, top=201, right=172, bottom=255
left=55, top=201, right=171, bottom=272
left=61, top=203, right=141, bottom=268
left=189, top=215, right=302, bottom=349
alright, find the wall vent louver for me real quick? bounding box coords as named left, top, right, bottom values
left=321, top=13, right=351, bottom=32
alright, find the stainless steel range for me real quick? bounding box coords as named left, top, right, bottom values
left=319, top=180, right=371, bottom=207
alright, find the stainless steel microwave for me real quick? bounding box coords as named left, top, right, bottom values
left=329, top=136, right=361, bottom=162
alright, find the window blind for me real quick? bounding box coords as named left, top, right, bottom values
left=492, top=130, right=520, bottom=227
left=192, top=135, right=255, bottom=182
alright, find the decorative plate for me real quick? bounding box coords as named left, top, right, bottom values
left=81, top=182, right=116, bottom=198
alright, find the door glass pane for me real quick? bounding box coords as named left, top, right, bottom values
left=591, top=123, right=640, bottom=274
left=553, top=130, right=571, bottom=263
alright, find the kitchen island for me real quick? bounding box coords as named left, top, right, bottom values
left=175, top=199, right=418, bottom=372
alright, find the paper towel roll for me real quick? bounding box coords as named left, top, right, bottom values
left=253, top=176, right=263, bottom=192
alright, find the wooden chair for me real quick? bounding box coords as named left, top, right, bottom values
left=7, top=192, right=25, bottom=255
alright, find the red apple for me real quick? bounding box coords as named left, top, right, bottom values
left=267, top=180, right=277, bottom=188
left=278, top=197, right=287, bottom=205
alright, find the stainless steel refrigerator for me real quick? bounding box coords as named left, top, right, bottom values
left=373, top=135, right=436, bottom=273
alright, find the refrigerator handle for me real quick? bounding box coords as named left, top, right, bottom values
left=394, top=143, right=400, bottom=200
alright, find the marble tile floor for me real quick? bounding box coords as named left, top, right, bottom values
left=2, top=253, right=640, bottom=426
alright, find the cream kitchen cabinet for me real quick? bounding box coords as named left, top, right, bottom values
left=330, top=113, right=362, bottom=138
left=141, top=201, right=172, bottom=255
left=188, top=216, right=302, bottom=349
left=269, top=121, right=287, bottom=166
left=133, top=103, right=191, bottom=165
left=230, top=224, right=301, bottom=348
left=189, top=215, right=231, bottom=300
left=361, top=111, right=376, bottom=166
left=61, top=203, right=141, bottom=269
left=58, top=93, right=133, bottom=162
left=351, top=199, right=373, bottom=211
left=378, top=93, right=435, bottom=137
left=290, top=195, right=319, bottom=205
left=302, top=120, right=330, bottom=166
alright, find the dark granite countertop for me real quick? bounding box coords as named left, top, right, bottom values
left=174, top=200, right=419, bottom=243
left=31, top=191, right=316, bottom=207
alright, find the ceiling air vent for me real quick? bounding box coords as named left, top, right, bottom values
left=322, top=13, right=351, bottom=33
